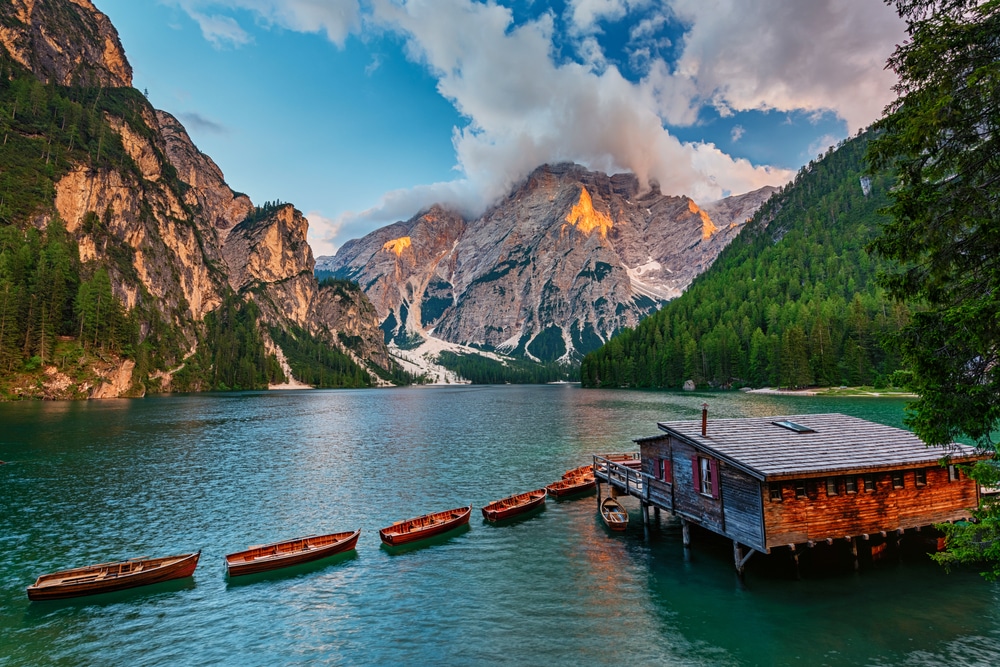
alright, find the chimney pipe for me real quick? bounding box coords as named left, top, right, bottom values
left=701, top=403, right=709, bottom=436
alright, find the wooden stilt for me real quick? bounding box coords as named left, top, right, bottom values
left=642, top=503, right=650, bottom=540
left=851, top=536, right=859, bottom=572
left=790, top=544, right=801, bottom=580
left=681, top=518, right=690, bottom=547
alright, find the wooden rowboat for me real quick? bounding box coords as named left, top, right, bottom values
left=481, top=489, right=546, bottom=522
left=563, top=464, right=594, bottom=479
left=379, top=506, right=472, bottom=546
left=546, top=473, right=596, bottom=498
left=26, top=551, right=200, bottom=601
left=225, top=529, right=361, bottom=577
left=601, top=497, right=629, bottom=531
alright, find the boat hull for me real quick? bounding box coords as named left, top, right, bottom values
left=26, top=552, right=200, bottom=601
left=481, top=489, right=546, bottom=522
left=601, top=498, right=629, bottom=531
left=225, top=530, right=361, bottom=577
left=379, top=506, right=472, bottom=546
left=546, top=475, right=596, bottom=498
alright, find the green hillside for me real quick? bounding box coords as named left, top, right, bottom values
left=581, top=132, right=910, bottom=390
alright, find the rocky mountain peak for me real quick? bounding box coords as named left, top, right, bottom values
left=321, top=163, right=778, bottom=362
left=0, top=0, right=132, bottom=87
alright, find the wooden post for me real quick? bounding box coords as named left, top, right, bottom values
left=681, top=518, right=691, bottom=547
left=851, top=536, right=859, bottom=572
left=642, top=502, right=650, bottom=540
left=733, top=541, right=744, bottom=579
left=596, top=478, right=602, bottom=509
left=790, top=544, right=801, bottom=580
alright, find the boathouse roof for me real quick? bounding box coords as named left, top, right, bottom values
left=650, top=413, right=985, bottom=481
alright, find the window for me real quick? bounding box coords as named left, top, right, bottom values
left=826, top=478, right=839, bottom=496
left=769, top=483, right=783, bottom=502
left=892, top=471, right=905, bottom=489
left=658, top=458, right=673, bottom=483
left=771, top=420, right=817, bottom=433
left=845, top=476, right=858, bottom=494
left=691, top=455, right=720, bottom=499
left=864, top=474, right=875, bottom=492
left=699, top=456, right=713, bottom=496
left=795, top=481, right=807, bottom=499
left=915, top=469, right=927, bottom=486
left=948, top=464, right=960, bottom=482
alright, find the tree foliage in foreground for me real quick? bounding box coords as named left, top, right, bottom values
left=868, top=0, right=1000, bottom=578
left=581, top=132, right=910, bottom=390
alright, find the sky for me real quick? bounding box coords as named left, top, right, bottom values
left=95, top=0, right=907, bottom=257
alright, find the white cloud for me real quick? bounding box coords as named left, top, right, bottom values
left=730, top=124, right=744, bottom=143
left=175, top=0, right=904, bottom=247
left=305, top=211, right=344, bottom=258
left=566, top=0, right=653, bottom=34
left=186, top=10, right=253, bottom=47
left=661, top=0, right=905, bottom=133
left=174, top=0, right=361, bottom=47
left=367, top=0, right=788, bottom=224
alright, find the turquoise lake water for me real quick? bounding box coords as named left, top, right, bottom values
left=1, top=386, right=998, bottom=666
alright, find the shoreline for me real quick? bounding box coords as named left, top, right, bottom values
left=745, top=387, right=917, bottom=398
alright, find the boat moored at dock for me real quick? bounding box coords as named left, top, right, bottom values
left=481, top=489, right=546, bottom=522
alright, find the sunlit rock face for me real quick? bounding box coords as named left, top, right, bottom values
left=0, top=0, right=132, bottom=87
left=321, top=163, right=777, bottom=361
left=4, top=0, right=397, bottom=393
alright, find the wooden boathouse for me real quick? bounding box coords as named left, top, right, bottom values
left=594, top=411, right=989, bottom=576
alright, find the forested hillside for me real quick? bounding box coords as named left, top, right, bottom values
left=581, top=132, right=910, bottom=390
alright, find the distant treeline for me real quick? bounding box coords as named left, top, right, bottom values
left=437, top=350, right=577, bottom=384
left=581, top=132, right=912, bottom=390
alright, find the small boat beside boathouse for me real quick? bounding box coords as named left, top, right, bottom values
left=594, top=410, right=990, bottom=576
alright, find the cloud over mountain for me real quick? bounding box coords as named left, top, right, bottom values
left=171, top=0, right=905, bottom=251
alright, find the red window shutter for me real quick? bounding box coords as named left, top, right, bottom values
left=664, top=459, right=673, bottom=483
left=710, top=459, right=721, bottom=500
left=691, top=455, right=700, bottom=491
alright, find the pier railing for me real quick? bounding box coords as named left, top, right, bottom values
left=592, top=455, right=653, bottom=503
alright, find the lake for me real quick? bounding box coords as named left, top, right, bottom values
left=1, top=386, right=998, bottom=666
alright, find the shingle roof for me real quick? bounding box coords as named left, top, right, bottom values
left=655, top=413, right=985, bottom=480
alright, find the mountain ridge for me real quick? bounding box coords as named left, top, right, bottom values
left=319, top=162, right=777, bottom=363
left=0, top=0, right=402, bottom=398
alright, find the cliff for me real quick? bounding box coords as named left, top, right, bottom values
left=322, top=163, right=776, bottom=362
left=0, top=0, right=400, bottom=398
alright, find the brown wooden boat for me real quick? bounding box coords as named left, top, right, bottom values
left=546, top=473, right=596, bottom=497
left=481, top=489, right=546, bottom=522
left=379, top=506, right=472, bottom=546
left=600, top=497, right=629, bottom=531
left=225, top=529, right=361, bottom=577
left=26, top=551, right=200, bottom=601
left=562, top=464, right=594, bottom=479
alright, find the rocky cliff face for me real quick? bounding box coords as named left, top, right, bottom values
left=322, top=163, right=776, bottom=361
left=2, top=0, right=397, bottom=396
left=0, top=0, right=131, bottom=87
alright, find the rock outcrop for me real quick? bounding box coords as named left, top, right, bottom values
left=322, top=163, right=777, bottom=361
left=0, top=0, right=132, bottom=87
left=2, top=0, right=398, bottom=396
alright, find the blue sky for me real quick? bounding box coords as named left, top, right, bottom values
left=96, top=1, right=906, bottom=256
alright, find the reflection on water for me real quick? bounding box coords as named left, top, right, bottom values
left=0, top=386, right=997, bottom=666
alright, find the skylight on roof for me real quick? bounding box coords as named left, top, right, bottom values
left=772, top=420, right=816, bottom=434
